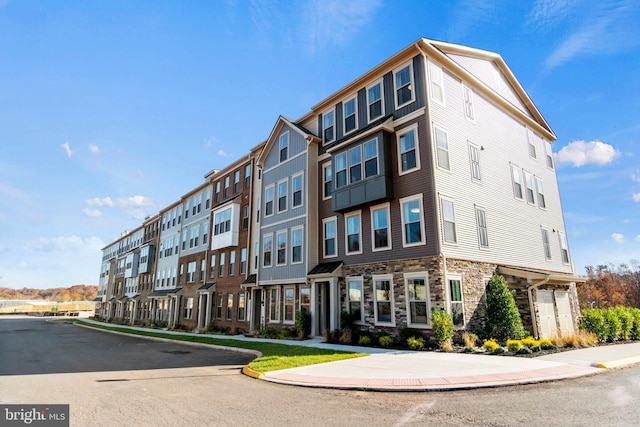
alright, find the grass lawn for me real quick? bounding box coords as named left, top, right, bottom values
left=68, top=320, right=366, bottom=373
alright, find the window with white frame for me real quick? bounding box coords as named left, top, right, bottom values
left=187, top=262, right=196, bottom=283
left=398, top=125, right=419, bottom=174
left=203, top=223, right=209, bottom=245
left=347, top=278, right=363, bottom=323
left=323, top=109, right=335, bottom=143
left=545, top=142, right=554, bottom=169
left=323, top=217, right=337, bottom=258
left=373, top=275, right=394, bottom=325
left=405, top=273, right=429, bottom=326
left=511, top=165, right=523, bottom=199
left=559, top=232, right=570, bottom=263
left=184, top=297, right=193, bottom=319
left=476, top=206, right=489, bottom=249
left=284, top=287, right=295, bottom=323
left=335, top=152, right=347, bottom=188
left=226, top=294, right=234, bottom=320
left=292, top=173, right=303, bottom=208
left=300, top=287, right=310, bottom=313
left=237, top=293, right=246, bottom=321
left=469, top=142, right=481, bottom=181
left=277, top=179, right=288, bottom=213
left=536, top=177, right=546, bottom=208
left=348, top=146, right=362, bottom=183
left=343, top=96, right=357, bottom=134
left=322, top=162, right=333, bottom=199
left=541, top=227, right=552, bottom=260
left=434, top=125, right=450, bottom=170
left=263, top=234, right=272, bottom=267
left=279, top=132, right=289, bottom=162
left=234, top=170, right=240, bottom=193
left=213, top=208, right=231, bottom=236
left=371, top=204, right=391, bottom=251
left=363, top=139, right=378, bottom=178
left=200, top=259, right=206, bottom=281
left=462, top=85, right=474, bottom=121
left=216, top=295, right=223, bottom=319
left=210, top=254, right=216, bottom=278
left=428, top=60, right=445, bottom=105
left=264, top=185, right=274, bottom=217
left=448, top=277, right=464, bottom=327
left=240, top=248, right=247, bottom=274
left=242, top=205, right=249, bottom=230
left=244, top=163, right=251, bottom=188
left=269, top=288, right=279, bottom=322
left=527, top=129, right=537, bottom=159
left=345, top=211, right=362, bottom=255
left=291, top=227, right=303, bottom=264
left=400, top=195, right=425, bottom=246
left=224, top=176, right=230, bottom=198
left=394, top=63, right=414, bottom=108
left=441, top=197, right=457, bottom=244
left=229, top=250, right=236, bottom=275
left=524, top=171, right=535, bottom=205
left=219, top=252, right=225, bottom=277
left=276, top=231, right=287, bottom=266
left=367, top=80, right=384, bottom=122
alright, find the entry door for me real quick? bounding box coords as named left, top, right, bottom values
left=537, top=290, right=557, bottom=339
left=252, top=289, right=262, bottom=332
left=316, top=282, right=330, bottom=335
left=554, top=291, right=574, bottom=337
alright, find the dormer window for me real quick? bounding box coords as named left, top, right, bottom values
left=323, top=110, right=335, bottom=143
left=279, top=132, right=289, bottom=162
left=343, top=96, right=357, bottom=134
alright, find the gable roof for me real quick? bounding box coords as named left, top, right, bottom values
left=256, top=115, right=320, bottom=167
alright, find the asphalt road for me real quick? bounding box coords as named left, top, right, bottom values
left=1, top=316, right=639, bottom=426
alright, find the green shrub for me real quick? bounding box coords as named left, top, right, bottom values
left=507, top=339, right=522, bottom=352
left=630, top=308, right=640, bottom=340
left=463, top=346, right=474, bottom=353
left=406, top=336, right=425, bottom=350
left=531, top=345, right=541, bottom=352
left=615, top=306, right=633, bottom=341
left=580, top=308, right=607, bottom=342
left=399, top=327, right=424, bottom=343
left=485, top=273, right=526, bottom=341
left=603, top=308, right=622, bottom=342
left=539, top=338, right=557, bottom=350
left=516, top=346, right=532, bottom=355
left=432, top=309, right=454, bottom=345
left=483, top=338, right=500, bottom=352
left=378, top=335, right=393, bottom=348
left=358, top=335, right=371, bottom=346
left=296, top=310, right=312, bottom=339
left=493, top=346, right=505, bottom=354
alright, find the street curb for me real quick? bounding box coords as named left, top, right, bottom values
left=242, top=365, right=265, bottom=379
left=596, top=356, right=640, bottom=369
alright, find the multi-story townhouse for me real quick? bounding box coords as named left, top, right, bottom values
left=96, top=242, right=117, bottom=319
left=174, top=182, right=212, bottom=330
left=135, top=214, right=160, bottom=324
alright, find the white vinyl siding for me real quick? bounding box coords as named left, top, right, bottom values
left=434, top=124, right=450, bottom=170
left=476, top=206, right=489, bottom=249
left=428, top=60, right=445, bottom=105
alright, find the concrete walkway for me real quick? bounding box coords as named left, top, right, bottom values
left=76, top=319, right=640, bottom=391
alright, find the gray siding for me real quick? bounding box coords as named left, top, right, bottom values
left=260, top=217, right=308, bottom=282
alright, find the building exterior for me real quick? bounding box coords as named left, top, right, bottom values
left=97, top=39, right=582, bottom=340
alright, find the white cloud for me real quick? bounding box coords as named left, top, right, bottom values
left=116, top=195, right=154, bottom=209
left=61, top=141, right=73, bottom=158
left=631, top=173, right=640, bottom=183
left=633, top=193, right=640, bottom=203
left=217, top=149, right=229, bottom=157
left=611, top=233, right=625, bottom=244
left=636, top=235, right=640, bottom=242
left=85, top=195, right=155, bottom=219
left=82, top=208, right=102, bottom=218
left=555, top=140, right=620, bottom=167
left=29, top=235, right=104, bottom=253
left=89, top=144, right=100, bottom=153
left=86, top=197, right=113, bottom=207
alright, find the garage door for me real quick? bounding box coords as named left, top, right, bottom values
left=537, top=290, right=557, bottom=339
left=554, top=290, right=575, bottom=337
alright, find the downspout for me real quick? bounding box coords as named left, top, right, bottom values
left=527, top=275, right=550, bottom=339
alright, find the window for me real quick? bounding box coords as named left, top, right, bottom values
left=213, top=208, right=231, bottom=235
left=200, top=259, right=206, bottom=281
left=343, top=96, right=357, bottom=134
left=462, top=85, right=474, bottom=120
left=434, top=125, right=450, bottom=170
left=240, top=248, right=247, bottom=274
left=400, top=195, right=424, bottom=246
left=291, top=227, right=303, bottom=264
left=347, top=279, right=363, bottom=323
left=187, top=262, right=196, bottom=283
left=300, top=287, right=310, bottom=313
left=210, top=254, right=216, bottom=278
left=541, top=227, right=552, bottom=260
left=348, top=146, right=362, bottom=183
left=449, top=278, right=464, bottom=327
left=292, top=173, right=303, bottom=208
left=264, top=185, right=274, bottom=217
left=242, top=205, right=249, bottom=230
left=269, top=288, right=279, bottom=322
left=469, top=143, right=481, bottom=181
left=545, top=142, right=554, bottom=169
left=536, top=177, right=546, bottom=208
left=428, top=60, right=445, bottom=104
left=184, top=297, right=193, bottom=319
left=237, top=293, right=246, bottom=321
left=276, top=231, right=287, bottom=266
left=394, top=63, right=414, bottom=107
left=277, top=179, right=287, bottom=213
left=476, top=207, right=489, bottom=249
left=559, top=232, right=570, bottom=263
left=279, top=132, right=289, bottom=162
left=226, top=294, right=234, bottom=320
left=177, top=206, right=182, bottom=224
left=203, top=223, right=209, bottom=245
left=216, top=295, right=223, bottom=319
left=335, top=152, right=347, bottom=188
left=441, top=197, right=457, bottom=244
left=323, top=217, right=337, bottom=258
left=371, top=204, right=391, bottom=251
left=244, top=163, right=251, bottom=188
left=524, top=171, right=535, bottom=205
left=284, top=287, right=295, bottom=323
left=322, top=162, right=333, bottom=199
left=406, top=273, right=429, bottom=326
left=363, top=139, right=378, bottom=178
left=229, top=250, right=236, bottom=275
left=263, top=234, right=272, bottom=267
left=219, top=252, right=225, bottom=277
left=184, top=201, right=189, bottom=219
left=224, top=176, right=230, bottom=198
left=373, top=275, right=394, bottom=325
left=511, top=165, right=523, bottom=199
left=367, top=80, right=383, bottom=122
left=205, top=190, right=211, bottom=210
left=215, top=182, right=221, bottom=202
left=398, top=126, right=419, bottom=174
left=234, top=170, right=240, bottom=193
left=345, top=211, right=361, bottom=255
left=527, top=129, right=537, bottom=159
left=323, top=110, right=335, bottom=143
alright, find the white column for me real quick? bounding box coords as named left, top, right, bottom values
left=310, top=281, right=318, bottom=336
left=168, top=298, right=174, bottom=327
left=205, top=293, right=212, bottom=329
left=329, top=278, right=338, bottom=332
left=131, top=300, right=137, bottom=325
left=173, top=296, right=180, bottom=328
left=197, top=295, right=204, bottom=330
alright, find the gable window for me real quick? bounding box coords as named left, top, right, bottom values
left=462, top=85, right=474, bottom=121
left=405, top=273, right=429, bottom=326
left=441, top=197, right=457, bottom=244
left=428, top=60, right=445, bottom=105
left=234, top=171, right=240, bottom=193
left=398, top=126, right=419, bottom=174
left=367, top=80, right=384, bottom=121
left=263, top=234, right=272, bottom=267
left=559, top=232, right=570, bottom=263
left=284, top=287, right=295, bottom=323
left=536, top=177, right=546, bottom=208
left=277, top=179, right=288, bottom=213
left=244, top=164, right=251, bottom=188
left=371, top=204, right=391, bottom=251
left=264, top=185, right=274, bottom=217
left=511, top=165, right=523, bottom=199
left=373, top=275, right=394, bottom=325
left=226, top=294, right=234, bottom=320
left=292, top=173, right=303, bottom=208
left=279, top=132, right=289, bottom=162
left=469, top=143, right=481, bottom=181
left=394, top=63, right=414, bottom=108
left=276, top=231, right=287, bottom=266
left=476, top=206, right=489, bottom=249
left=434, top=125, right=450, bottom=170
left=219, top=252, right=225, bottom=277
left=524, top=171, right=535, bottom=205
left=291, top=227, right=303, bottom=264
left=363, top=139, right=378, bottom=178
left=527, top=129, right=537, bottom=159
left=229, top=250, right=236, bottom=276
left=323, top=110, right=335, bottom=143
left=269, top=288, right=280, bottom=322
left=349, top=146, right=362, bottom=183
left=449, top=278, right=464, bottom=327
left=322, top=162, right=333, bottom=199
left=347, top=278, right=363, bottom=323
left=323, top=217, right=337, bottom=258
left=400, top=195, right=425, bottom=246
left=343, top=96, right=357, bottom=134
left=541, top=227, right=552, bottom=260
left=345, top=211, right=362, bottom=255
left=545, top=142, right=554, bottom=169
left=335, top=152, right=347, bottom=188
left=224, top=176, right=230, bottom=199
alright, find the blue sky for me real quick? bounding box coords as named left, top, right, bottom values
left=0, top=0, right=639, bottom=289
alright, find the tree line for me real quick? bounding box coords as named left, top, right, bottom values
left=0, top=285, right=98, bottom=302
left=578, top=263, right=640, bottom=309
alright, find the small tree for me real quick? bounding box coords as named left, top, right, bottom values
left=485, top=273, right=526, bottom=341
left=431, top=309, right=454, bottom=347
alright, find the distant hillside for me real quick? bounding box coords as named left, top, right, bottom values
left=0, top=285, right=98, bottom=301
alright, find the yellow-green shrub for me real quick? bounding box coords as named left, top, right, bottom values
left=407, top=336, right=425, bottom=350
left=521, top=336, right=540, bottom=348
left=507, top=339, right=522, bottom=351
left=483, top=339, right=500, bottom=352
